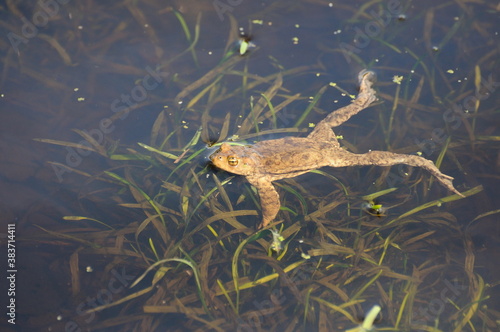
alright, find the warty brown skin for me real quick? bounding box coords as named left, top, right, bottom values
left=210, top=70, right=463, bottom=229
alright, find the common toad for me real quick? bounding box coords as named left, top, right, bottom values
left=210, top=70, right=463, bottom=228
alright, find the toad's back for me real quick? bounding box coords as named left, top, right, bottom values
left=251, top=137, right=339, bottom=178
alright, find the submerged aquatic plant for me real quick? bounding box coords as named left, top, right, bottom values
left=30, top=1, right=498, bottom=331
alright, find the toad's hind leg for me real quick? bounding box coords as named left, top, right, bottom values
left=308, top=70, right=377, bottom=141
left=329, top=149, right=464, bottom=197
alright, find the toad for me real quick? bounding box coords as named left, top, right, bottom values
left=210, top=70, right=463, bottom=228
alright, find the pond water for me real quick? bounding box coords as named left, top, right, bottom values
left=1, top=0, right=499, bottom=331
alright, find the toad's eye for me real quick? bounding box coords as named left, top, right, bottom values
left=227, top=156, right=238, bottom=166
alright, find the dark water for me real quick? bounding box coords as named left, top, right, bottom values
left=1, top=0, right=499, bottom=331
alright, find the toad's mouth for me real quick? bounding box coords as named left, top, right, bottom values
left=208, top=151, right=218, bottom=162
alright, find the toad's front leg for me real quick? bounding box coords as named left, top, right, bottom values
left=247, top=176, right=281, bottom=229
left=329, top=149, right=464, bottom=197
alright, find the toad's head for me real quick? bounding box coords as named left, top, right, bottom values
left=209, top=143, right=258, bottom=176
